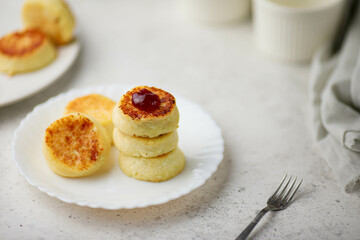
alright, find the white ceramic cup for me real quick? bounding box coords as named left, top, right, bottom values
left=253, top=0, right=345, bottom=62
left=177, top=0, right=251, bottom=24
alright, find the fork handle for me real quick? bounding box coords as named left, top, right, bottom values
left=236, top=207, right=270, bottom=240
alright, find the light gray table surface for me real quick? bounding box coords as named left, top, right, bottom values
left=1, top=0, right=359, bottom=239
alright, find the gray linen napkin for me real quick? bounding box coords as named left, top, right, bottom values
left=310, top=4, right=360, bottom=193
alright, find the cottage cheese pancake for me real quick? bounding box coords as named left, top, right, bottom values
left=113, top=86, right=180, bottom=138
left=0, top=29, right=56, bottom=75
left=118, top=147, right=185, bottom=182
left=113, top=128, right=178, bottom=158
left=64, top=94, right=116, bottom=143
left=22, top=0, right=75, bottom=45
left=42, top=113, right=111, bottom=177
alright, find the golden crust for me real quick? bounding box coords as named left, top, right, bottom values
left=113, top=86, right=179, bottom=138
left=44, top=114, right=102, bottom=170
left=0, top=29, right=56, bottom=75
left=64, top=94, right=116, bottom=122
left=64, top=94, right=116, bottom=144
left=0, top=29, right=46, bottom=57
left=120, top=86, right=176, bottom=120
left=43, top=113, right=111, bottom=177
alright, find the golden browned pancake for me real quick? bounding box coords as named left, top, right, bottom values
left=120, top=86, right=177, bottom=120
left=0, top=29, right=56, bottom=75
left=22, top=0, right=75, bottom=45
left=113, top=86, right=180, bottom=138
left=42, top=113, right=111, bottom=177
left=64, top=94, right=116, bottom=143
left=118, top=147, right=185, bottom=182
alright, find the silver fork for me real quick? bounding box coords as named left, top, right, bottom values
left=236, top=174, right=303, bottom=240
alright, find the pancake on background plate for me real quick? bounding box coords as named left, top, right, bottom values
left=22, top=0, right=75, bottom=45
left=0, top=29, right=56, bottom=76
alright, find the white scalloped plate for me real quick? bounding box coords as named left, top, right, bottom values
left=12, top=85, right=224, bottom=209
left=0, top=40, right=80, bottom=107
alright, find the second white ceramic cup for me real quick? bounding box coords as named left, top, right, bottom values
left=253, top=0, right=345, bottom=62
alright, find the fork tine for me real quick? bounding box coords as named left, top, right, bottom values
left=269, top=174, right=287, bottom=200
left=281, top=177, right=297, bottom=203
left=277, top=175, right=292, bottom=200
left=286, top=179, right=303, bottom=204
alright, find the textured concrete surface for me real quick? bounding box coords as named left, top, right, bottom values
left=1, top=0, right=360, bottom=239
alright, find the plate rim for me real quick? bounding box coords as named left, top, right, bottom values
left=12, top=84, right=224, bottom=210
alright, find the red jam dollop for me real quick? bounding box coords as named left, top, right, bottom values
left=132, top=88, right=160, bottom=112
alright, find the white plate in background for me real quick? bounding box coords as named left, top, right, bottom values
left=12, top=85, right=224, bottom=209
left=0, top=40, right=80, bottom=107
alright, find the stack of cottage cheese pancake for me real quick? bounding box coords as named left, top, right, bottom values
left=113, top=86, right=185, bottom=182
left=0, top=0, right=75, bottom=75
left=42, top=86, right=185, bottom=182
